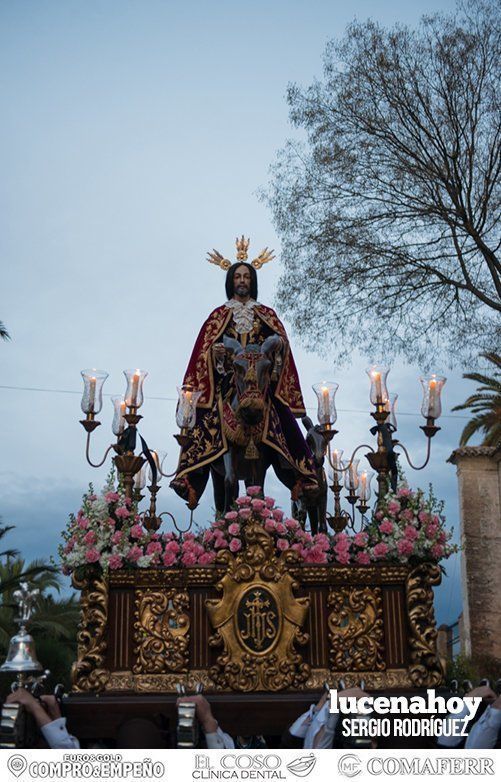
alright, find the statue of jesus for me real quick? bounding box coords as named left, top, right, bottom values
left=170, top=237, right=318, bottom=511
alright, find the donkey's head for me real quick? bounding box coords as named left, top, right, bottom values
left=224, top=335, right=281, bottom=426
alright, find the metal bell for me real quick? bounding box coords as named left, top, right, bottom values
left=0, top=628, right=43, bottom=674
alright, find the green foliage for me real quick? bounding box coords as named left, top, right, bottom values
left=447, top=652, right=501, bottom=685
left=452, top=352, right=501, bottom=446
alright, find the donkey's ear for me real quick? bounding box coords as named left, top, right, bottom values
left=223, top=335, right=243, bottom=355
left=302, top=415, right=314, bottom=432
left=261, top=335, right=281, bottom=356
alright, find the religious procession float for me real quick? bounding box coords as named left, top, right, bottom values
left=5, top=238, right=455, bottom=744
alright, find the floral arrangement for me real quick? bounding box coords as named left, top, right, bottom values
left=60, top=478, right=456, bottom=576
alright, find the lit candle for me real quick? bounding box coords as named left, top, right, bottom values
left=88, top=376, right=96, bottom=412
left=130, top=370, right=140, bottom=407
left=428, top=378, right=437, bottom=418
left=373, top=371, right=382, bottom=404
left=359, top=471, right=368, bottom=501
left=321, top=385, right=330, bottom=422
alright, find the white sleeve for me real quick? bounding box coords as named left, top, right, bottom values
left=205, top=726, right=235, bottom=749
left=436, top=703, right=469, bottom=748
left=289, top=705, right=317, bottom=739
left=40, top=717, right=80, bottom=749
left=303, top=702, right=339, bottom=749
left=465, top=706, right=501, bottom=749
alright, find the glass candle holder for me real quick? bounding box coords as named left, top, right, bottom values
left=385, top=393, right=398, bottom=430
left=123, top=369, right=148, bottom=409
left=343, top=459, right=360, bottom=492
left=420, top=374, right=446, bottom=420
left=111, top=396, right=127, bottom=436
left=358, top=470, right=374, bottom=503
left=148, top=450, right=167, bottom=484
left=80, top=369, right=108, bottom=415
left=176, top=385, right=202, bottom=429
left=366, top=365, right=390, bottom=406
left=134, top=463, right=149, bottom=491
left=312, top=382, right=339, bottom=426
left=329, top=448, right=344, bottom=482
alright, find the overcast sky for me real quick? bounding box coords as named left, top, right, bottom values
left=0, top=0, right=470, bottom=625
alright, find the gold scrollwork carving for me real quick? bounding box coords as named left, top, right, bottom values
left=206, top=522, right=310, bottom=692
left=304, top=668, right=413, bottom=690
left=133, top=589, right=190, bottom=674
left=406, top=562, right=444, bottom=687
left=327, top=586, right=385, bottom=672
left=71, top=572, right=110, bottom=692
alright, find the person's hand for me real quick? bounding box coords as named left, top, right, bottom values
left=467, top=685, right=497, bottom=703
left=212, top=344, right=226, bottom=366
left=40, top=695, right=62, bottom=722
left=176, top=695, right=218, bottom=734
left=6, top=688, right=52, bottom=728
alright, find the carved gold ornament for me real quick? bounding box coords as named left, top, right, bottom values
left=71, top=572, right=110, bottom=692
left=327, top=586, right=385, bottom=672
left=206, top=521, right=310, bottom=692
left=207, top=237, right=275, bottom=271
left=406, top=562, right=444, bottom=687
left=133, top=589, right=190, bottom=674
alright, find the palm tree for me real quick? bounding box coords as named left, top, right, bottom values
left=452, top=352, right=501, bottom=447
left=0, top=320, right=10, bottom=340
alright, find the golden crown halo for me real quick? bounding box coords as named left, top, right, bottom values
left=207, top=236, right=275, bottom=271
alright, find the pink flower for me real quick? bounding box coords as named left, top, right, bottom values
left=403, top=525, right=419, bottom=541
left=291, top=542, right=303, bottom=553
left=225, top=511, right=238, bottom=521
left=109, top=554, right=123, bottom=570
left=111, top=531, right=123, bottom=545
left=373, top=542, right=389, bottom=558
left=304, top=546, right=328, bottom=564
left=275, top=522, right=286, bottom=535
left=88, top=494, right=97, bottom=501
left=334, top=533, right=351, bottom=551
left=162, top=551, right=177, bottom=567
left=182, top=551, right=197, bottom=566
left=397, top=487, right=412, bottom=498
left=438, top=530, right=447, bottom=544
left=238, top=508, right=251, bottom=520
left=418, top=511, right=431, bottom=524
left=184, top=532, right=196, bottom=542
left=265, top=496, right=275, bottom=508
left=314, top=533, right=330, bottom=551
left=165, top=540, right=180, bottom=554
left=272, top=508, right=284, bottom=522
left=115, top=506, right=131, bottom=519
left=401, top=509, right=414, bottom=522
left=431, top=543, right=444, bottom=559
left=425, top=524, right=439, bottom=540
left=259, top=508, right=273, bottom=519
left=130, top=524, right=144, bottom=539
left=83, top=530, right=97, bottom=545
left=85, top=548, right=100, bottom=563
left=105, top=491, right=120, bottom=503
left=356, top=551, right=371, bottom=565
left=182, top=539, right=195, bottom=552
left=397, top=539, right=414, bottom=556
left=236, top=496, right=251, bottom=506
left=162, top=531, right=176, bottom=541
left=335, top=550, right=351, bottom=565
left=251, top=498, right=266, bottom=511
left=77, top=517, right=90, bottom=530
left=198, top=551, right=216, bottom=565
left=229, top=538, right=242, bottom=553
left=277, top=538, right=290, bottom=551
left=246, top=486, right=262, bottom=497
left=127, top=545, right=143, bottom=562
left=285, top=518, right=299, bottom=531
left=387, top=500, right=401, bottom=516
left=228, top=523, right=241, bottom=536
left=375, top=510, right=383, bottom=520
left=353, top=532, right=368, bottom=548
left=214, top=537, right=228, bottom=549
left=146, top=541, right=162, bottom=555
left=379, top=520, right=394, bottom=535
left=264, top=519, right=277, bottom=533
left=203, top=530, right=215, bottom=544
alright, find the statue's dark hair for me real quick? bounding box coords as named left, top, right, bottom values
left=225, top=262, right=258, bottom=300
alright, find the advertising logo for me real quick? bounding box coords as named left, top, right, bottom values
left=338, top=754, right=362, bottom=778
left=286, top=754, right=317, bottom=778
left=7, top=755, right=27, bottom=778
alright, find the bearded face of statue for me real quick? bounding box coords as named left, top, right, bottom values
left=233, top=265, right=252, bottom=301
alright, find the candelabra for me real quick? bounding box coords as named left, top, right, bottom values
left=79, top=369, right=199, bottom=531
left=312, top=368, right=446, bottom=533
